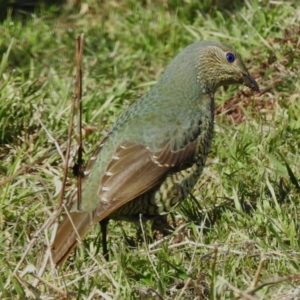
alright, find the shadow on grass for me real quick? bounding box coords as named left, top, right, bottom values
left=0, top=0, right=68, bottom=20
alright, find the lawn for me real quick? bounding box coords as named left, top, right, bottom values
left=0, top=0, right=300, bottom=299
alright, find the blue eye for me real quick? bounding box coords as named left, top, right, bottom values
left=226, top=52, right=235, bottom=63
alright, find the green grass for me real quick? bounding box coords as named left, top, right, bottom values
left=1, top=0, right=300, bottom=299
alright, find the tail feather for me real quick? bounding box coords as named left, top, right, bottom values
left=51, top=211, right=93, bottom=266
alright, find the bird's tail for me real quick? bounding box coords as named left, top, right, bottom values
left=51, top=211, right=93, bottom=266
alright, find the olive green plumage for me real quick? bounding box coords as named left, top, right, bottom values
left=52, top=40, right=259, bottom=265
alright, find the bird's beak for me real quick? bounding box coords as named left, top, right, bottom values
left=241, top=73, right=259, bottom=92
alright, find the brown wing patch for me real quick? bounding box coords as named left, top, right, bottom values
left=97, top=142, right=169, bottom=207
left=93, top=140, right=197, bottom=221
left=151, top=140, right=197, bottom=169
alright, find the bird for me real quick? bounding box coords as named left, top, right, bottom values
left=51, top=40, right=259, bottom=266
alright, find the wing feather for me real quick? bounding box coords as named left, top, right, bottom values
left=93, top=140, right=197, bottom=221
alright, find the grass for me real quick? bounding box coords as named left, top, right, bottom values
left=1, top=0, right=300, bottom=299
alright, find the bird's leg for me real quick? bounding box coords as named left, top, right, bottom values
left=152, top=215, right=174, bottom=240
left=99, top=218, right=110, bottom=260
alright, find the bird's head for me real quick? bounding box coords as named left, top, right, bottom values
left=195, top=41, right=259, bottom=93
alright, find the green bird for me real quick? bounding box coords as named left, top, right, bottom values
left=51, top=40, right=259, bottom=265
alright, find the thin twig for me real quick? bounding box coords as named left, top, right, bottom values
left=234, top=275, right=300, bottom=299
left=175, top=278, right=192, bottom=300
left=57, top=261, right=118, bottom=290
left=57, top=98, right=76, bottom=209
left=251, top=254, right=266, bottom=289
left=57, top=36, right=84, bottom=208
left=219, top=277, right=258, bottom=300
left=31, top=272, right=68, bottom=299
left=13, top=273, right=40, bottom=299
left=35, top=111, right=65, bottom=163
left=75, top=33, right=84, bottom=210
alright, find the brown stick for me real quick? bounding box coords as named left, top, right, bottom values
left=57, top=34, right=85, bottom=209
left=75, top=33, right=84, bottom=210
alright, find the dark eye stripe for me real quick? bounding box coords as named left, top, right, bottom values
left=226, top=52, right=235, bottom=63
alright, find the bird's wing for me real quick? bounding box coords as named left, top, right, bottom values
left=93, top=139, right=197, bottom=221
left=51, top=138, right=197, bottom=265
